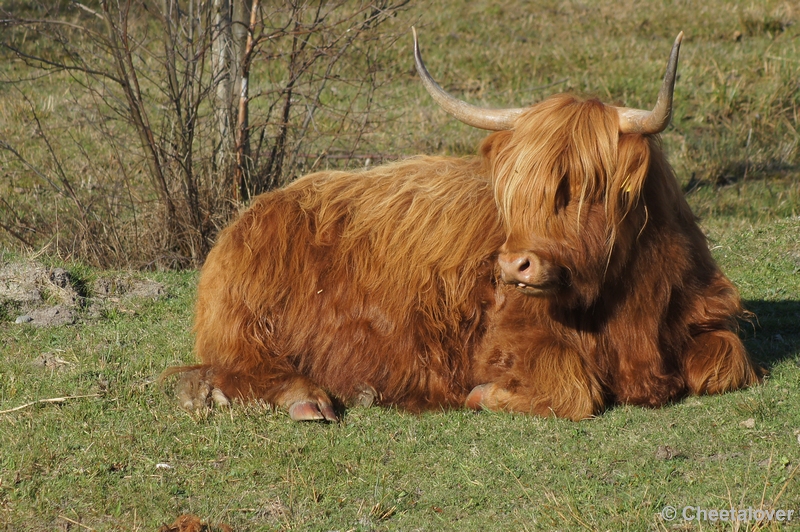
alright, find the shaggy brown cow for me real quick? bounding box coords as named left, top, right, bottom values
left=168, top=30, right=762, bottom=421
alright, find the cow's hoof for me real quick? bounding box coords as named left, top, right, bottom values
left=175, top=369, right=229, bottom=411
left=210, top=387, right=230, bottom=407
left=354, top=383, right=380, bottom=407
left=465, top=383, right=492, bottom=410
left=465, top=383, right=512, bottom=411
left=288, top=399, right=338, bottom=422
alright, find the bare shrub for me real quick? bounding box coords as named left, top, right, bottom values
left=0, top=0, right=408, bottom=268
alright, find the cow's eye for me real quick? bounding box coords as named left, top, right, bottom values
left=554, top=178, right=570, bottom=213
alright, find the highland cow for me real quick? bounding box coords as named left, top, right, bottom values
left=167, top=30, right=761, bottom=421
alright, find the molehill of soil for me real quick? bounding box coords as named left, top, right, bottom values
left=0, top=259, right=166, bottom=327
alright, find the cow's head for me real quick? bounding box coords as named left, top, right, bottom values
left=413, top=29, right=683, bottom=306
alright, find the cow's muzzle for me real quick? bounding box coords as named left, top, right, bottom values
left=498, top=251, right=565, bottom=295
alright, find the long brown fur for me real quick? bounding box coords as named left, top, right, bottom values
left=173, top=94, right=762, bottom=421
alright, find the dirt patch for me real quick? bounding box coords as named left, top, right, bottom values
left=87, top=274, right=167, bottom=319
left=23, top=305, right=76, bottom=327
left=1, top=261, right=80, bottom=326
left=654, top=445, right=685, bottom=461
left=1, top=259, right=167, bottom=327
left=32, top=352, right=71, bottom=370
left=158, top=514, right=232, bottom=532
left=0, top=262, right=80, bottom=308
left=93, top=276, right=166, bottom=301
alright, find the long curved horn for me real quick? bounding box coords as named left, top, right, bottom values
left=413, top=27, right=524, bottom=131
left=615, top=32, right=683, bottom=134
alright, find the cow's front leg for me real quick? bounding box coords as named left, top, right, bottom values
left=679, top=273, right=763, bottom=395
left=469, top=340, right=605, bottom=421
left=683, top=329, right=763, bottom=395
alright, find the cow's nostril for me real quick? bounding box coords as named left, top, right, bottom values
left=518, top=258, right=531, bottom=273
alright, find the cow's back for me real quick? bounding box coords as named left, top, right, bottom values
left=194, top=155, right=505, bottom=410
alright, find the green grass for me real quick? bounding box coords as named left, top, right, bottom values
left=0, top=223, right=798, bottom=530
left=1, top=0, right=799, bottom=530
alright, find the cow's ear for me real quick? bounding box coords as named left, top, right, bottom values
left=479, top=131, right=513, bottom=165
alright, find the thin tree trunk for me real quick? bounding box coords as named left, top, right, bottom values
left=233, top=0, right=258, bottom=202
left=212, top=0, right=234, bottom=177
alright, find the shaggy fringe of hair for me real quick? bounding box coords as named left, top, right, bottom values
left=489, top=95, right=655, bottom=255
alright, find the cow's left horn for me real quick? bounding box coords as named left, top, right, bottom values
left=615, top=32, right=684, bottom=135
left=413, top=27, right=524, bottom=131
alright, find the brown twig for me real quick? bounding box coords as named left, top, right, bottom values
left=58, top=515, right=96, bottom=531
left=0, top=394, right=101, bottom=415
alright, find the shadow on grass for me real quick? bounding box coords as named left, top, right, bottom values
left=683, top=159, right=800, bottom=191
left=741, top=299, right=800, bottom=369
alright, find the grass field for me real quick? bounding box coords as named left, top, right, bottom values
left=1, top=0, right=799, bottom=530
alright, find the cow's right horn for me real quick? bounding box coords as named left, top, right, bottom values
left=615, top=32, right=683, bottom=135
left=413, top=27, right=524, bottom=131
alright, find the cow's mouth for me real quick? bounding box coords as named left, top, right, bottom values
left=506, top=265, right=571, bottom=296
left=512, top=281, right=558, bottom=296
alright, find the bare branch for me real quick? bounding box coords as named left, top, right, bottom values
left=71, top=1, right=104, bottom=19
left=0, top=209, right=36, bottom=248
left=0, top=139, right=65, bottom=196
left=0, top=42, right=123, bottom=84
